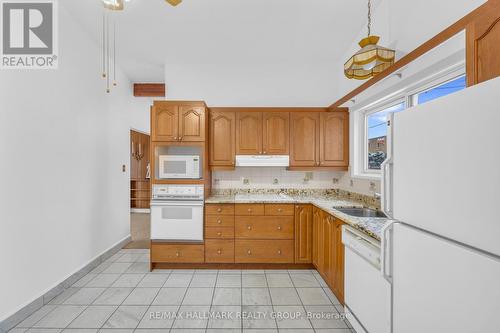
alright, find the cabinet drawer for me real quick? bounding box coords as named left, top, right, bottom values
left=205, top=215, right=235, bottom=228
left=206, top=204, right=235, bottom=215
left=264, top=204, right=295, bottom=216
left=235, top=204, right=265, bottom=216
left=205, top=227, right=235, bottom=239
left=151, top=244, right=205, bottom=263
left=235, top=216, right=294, bottom=239
left=205, top=240, right=235, bottom=263
left=235, top=240, right=294, bottom=263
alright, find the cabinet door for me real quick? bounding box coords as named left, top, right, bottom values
left=333, top=218, right=345, bottom=304
left=466, top=2, right=500, bottom=86
left=290, top=112, right=320, bottom=166
left=320, top=112, right=349, bottom=167
left=236, top=112, right=263, bottom=155
left=210, top=111, right=236, bottom=167
left=312, top=207, right=321, bottom=268
left=294, top=205, right=313, bottom=263
left=152, top=104, right=178, bottom=141
left=263, top=112, right=289, bottom=155
left=179, top=106, right=205, bottom=142
left=322, top=213, right=334, bottom=287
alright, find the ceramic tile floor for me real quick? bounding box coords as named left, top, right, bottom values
left=10, top=249, right=356, bottom=333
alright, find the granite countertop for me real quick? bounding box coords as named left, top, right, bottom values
left=205, top=193, right=392, bottom=241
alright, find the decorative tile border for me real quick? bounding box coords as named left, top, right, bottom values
left=0, top=236, right=131, bottom=333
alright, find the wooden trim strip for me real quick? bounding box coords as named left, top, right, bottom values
left=134, top=83, right=166, bottom=97
left=329, top=0, right=499, bottom=108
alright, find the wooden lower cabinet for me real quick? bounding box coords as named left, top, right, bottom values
left=205, top=240, right=235, bottom=263
left=235, top=216, right=294, bottom=239
left=151, top=243, right=205, bottom=263
left=333, top=218, right=345, bottom=304
left=294, top=205, right=313, bottom=263
left=312, top=207, right=321, bottom=267
left=235, top=240, right=294, bottom=263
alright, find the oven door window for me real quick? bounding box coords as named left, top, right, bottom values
left=161, top=206, right=193, bottom=220
left=163, top=161, right=187, bottom=175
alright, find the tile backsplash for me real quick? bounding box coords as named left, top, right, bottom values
left=212, top=167, right=381, bottom=196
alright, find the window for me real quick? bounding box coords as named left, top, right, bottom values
left=414, top=75, right=466, bottom=105
left=365, top=102, right=405, bottom=171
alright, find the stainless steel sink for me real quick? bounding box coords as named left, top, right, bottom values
left=335, top=207, right=387, bottom=218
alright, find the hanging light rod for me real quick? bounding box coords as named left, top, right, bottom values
left=344, top=0, right=396, bottom=80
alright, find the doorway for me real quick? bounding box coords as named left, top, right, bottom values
left=126, top=129, right=151, bottom=249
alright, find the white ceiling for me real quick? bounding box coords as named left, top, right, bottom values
left=62, top=0, right=377, bottom=83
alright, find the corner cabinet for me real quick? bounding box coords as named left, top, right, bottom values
left=209, top=111, right=236, bottom=168
left=151, top=101, right=206, bottom=142
left=319, top=111, right=349, bottom=167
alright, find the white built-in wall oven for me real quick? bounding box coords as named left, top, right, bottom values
left=150, top=185, right=204, bottom=241
left=158, top=155, right=200, bottom=179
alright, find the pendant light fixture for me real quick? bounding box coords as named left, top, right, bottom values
left=101, top=3, right=119, bottom=93
left=344, top=0, right=395, bottom=80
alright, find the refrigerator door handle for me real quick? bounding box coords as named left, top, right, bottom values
left=381, top=157, right=394, bottom=218
left=381, top=222, right=396, bottom=283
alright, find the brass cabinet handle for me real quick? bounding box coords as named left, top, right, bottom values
left=173, top=137, right=178, bottom=140
left=277, top=250, right=282, bottom=255
left=263, top=151, right=267, bottom=154
left=247, top=208, right=252, bottom=212
left=277, top=225, right=282, bottom=231
left=175, top=251, right=180, bottom=257
left=217, top=232, right=222, bottom=237
left=247, top=225, right=252, bottom=230
left=278, top=208, right=283, bottom=212
left=217, top=249, right=222, bottom=255
left=217, top=219, right=222, bottom=224
left=247, top=250, right=252, bottom=255
left=217, top=208, right=222, bottom=212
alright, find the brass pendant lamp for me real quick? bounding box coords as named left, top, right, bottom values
left=344, top=0, right=395, bottom=80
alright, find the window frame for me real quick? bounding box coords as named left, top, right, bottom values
left=363, top=98, right=407, bottom=174
left=351, top=65, right=466, bottom=180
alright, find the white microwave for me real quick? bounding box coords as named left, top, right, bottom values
left=158, top=155, right=201, bottom=179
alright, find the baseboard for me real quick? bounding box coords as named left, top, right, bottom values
left=0, top=235, right=131, bottom=333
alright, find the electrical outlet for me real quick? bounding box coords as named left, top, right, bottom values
left=305, top=172, right=313, bottom=180
left=350, top=179, right=354, bottom=187
left=273, top=178, right=279, bottom=185
left=369, top=182, right=376, bottom=191
left=242, top=177, right=250, bottom=185
left=332, top=178, right=339, bottom=184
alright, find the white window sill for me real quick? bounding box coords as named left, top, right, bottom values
left=350, top=172, right=382, bottom=181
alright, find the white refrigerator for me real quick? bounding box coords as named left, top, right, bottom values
left=381, top=77, right=500, bottom=333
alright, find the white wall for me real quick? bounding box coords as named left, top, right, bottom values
left=0, top=4, right=150, bottom=321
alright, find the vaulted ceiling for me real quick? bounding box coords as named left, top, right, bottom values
left=62, top=0, right=378, bottom=83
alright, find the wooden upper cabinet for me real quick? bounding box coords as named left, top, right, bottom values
left=290, top=112, right=320, bottom=167
left=263, top=112, right=289, bottom=155
left=319, top=112, right=349, bottom=167
left=152, top=104, right=178, bottom=141
left=210, top=111, right=236, bottom=168
left=236, top=112, right=263, bottom=155
left=179, top=106, right=205, bottom=142
left=294, top=205, right=313, bottom=264
left=467, top=1, right=500, bottom=86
